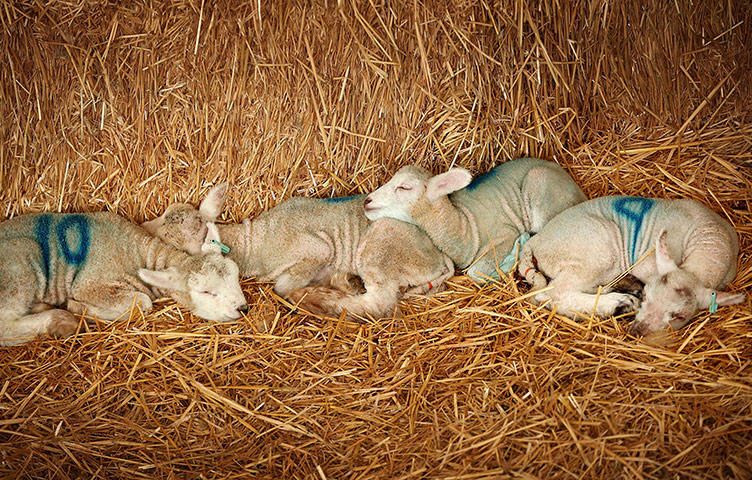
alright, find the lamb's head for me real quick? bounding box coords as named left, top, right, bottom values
left=629, top=230, right=745, bottom=336
left=142, top=183, right=227, bottom=254
left=138, top=224, right=249, bottom=322
left=364, top=165, right=472, bottom=223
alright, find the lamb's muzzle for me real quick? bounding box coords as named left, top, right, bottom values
left=517, top=196, right=744, bottom=336
left=0, top=211, right=247, bottom=346
left=142, top=182, right=453, bottom=321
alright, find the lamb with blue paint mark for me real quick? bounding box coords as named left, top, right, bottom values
left=517, top=196, right=745, bottom=336
left=0, top=211, right=249, bottom=346
left=142, top=184, right=453, bottom=320
left=364, top=158, right=587, bottom=281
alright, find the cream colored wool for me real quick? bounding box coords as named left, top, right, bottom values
left=365, top=158, right=587, bottom=281
left=143, top=185, right=454, bottom=320
left=518, top=196, right=744, bottom=335
left=0, top=212, right=248, bottom=345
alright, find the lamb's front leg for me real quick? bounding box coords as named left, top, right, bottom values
left=550, top=290, right=641, bottom=318
left=274, top=259, right=331, bottom=298
left=401, top=253, right=454, bottom=296
left=0, top=309, right=79, bottom=346
left=288, top=280, right=401, bottom=320
left=542, top=274, right=641, bottom=318
left=68, top=281, right=153, bottom=320
left=364, top=219, right=455, bottom=297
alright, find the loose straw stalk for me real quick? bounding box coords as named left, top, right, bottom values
left=1, top=1, right=751, bottom=479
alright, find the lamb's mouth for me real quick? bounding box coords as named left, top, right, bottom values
left=363, top=204, right=381, bottom=218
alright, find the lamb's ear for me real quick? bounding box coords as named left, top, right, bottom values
left=199, top=183, right=227, bottom=222
left=139, top=267, right=185, bottom=291
left=715, top=291, right=746, bottom=306
left=141, top=215, right=165, bottom=235
left=201, top=223, right=223, bottom=254
left=696, top=287, right=746, bottom=309
left=655, top=229, right=678, bottom=275
left=426, top=168, right=472, bottom=202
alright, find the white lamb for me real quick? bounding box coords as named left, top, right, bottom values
left=0, top=212, right=249, bottom=346
left=364, top=158, right=587, bottom=282
left=142, top=184, right=454, bottom=320
left=517, top=196, right=745, bottom=336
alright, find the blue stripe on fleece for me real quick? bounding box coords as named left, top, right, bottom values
left=34, top=214, right=52, bottom=278
left=56, top=214, right=90, bottom=267
left=612, top=197, right=655, bottom=265
left=321, top=194, right=366, bottom=204
left=464, top=168, right=500, bottom=192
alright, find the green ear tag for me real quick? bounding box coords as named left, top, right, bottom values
left=709, top=291, right=718, bottom=314
left=210, top=239, right=230, bottom=254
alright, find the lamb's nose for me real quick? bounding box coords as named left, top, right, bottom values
left=364, top=196, right=372, bottom=206
left=238, top=304, right=250, bottom=315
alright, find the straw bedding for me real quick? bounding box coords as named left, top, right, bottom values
left=1, top=0, right=751, bottom=478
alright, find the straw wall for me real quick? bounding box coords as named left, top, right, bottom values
left=1, top=1, right=751, bottom=478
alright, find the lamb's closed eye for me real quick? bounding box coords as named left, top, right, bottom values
left=365, top=158, right=586, bottom=284
left=0, top=211, right=247, bottom=346
left=141, top=182, right=453, bottom=321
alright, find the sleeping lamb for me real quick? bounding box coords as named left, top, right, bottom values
left=363, top=158, right=586, bottom=282
left=0, top=211, right=248, bottom=346
left=517, top=196, right=745, bottom=336
left=142, top=184, right=453, bottom=320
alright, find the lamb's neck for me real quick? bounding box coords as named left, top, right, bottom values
left=136, top=229, right=192, bottom=272
left=216, top=221, right=256, bottom=276
left=412, top=197, right=479, bottom=269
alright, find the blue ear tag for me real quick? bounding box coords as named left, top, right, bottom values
left=210, top=239, right=230, bottom=254
left=709, top=291, right=718, bottom=314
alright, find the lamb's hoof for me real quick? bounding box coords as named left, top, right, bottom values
left=613, top=294, right=641, bottom=317
left=612, top=274, right=645, bottom=301
left=47, top=310, right=80, bottom=338
left=346, top=274, right=366, bottom=295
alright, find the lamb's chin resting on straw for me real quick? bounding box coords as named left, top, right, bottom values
left=0, top=212, right=248, bottom=346
left=142, top=182, right=454, bottom=321
left=516, top=196, right=744, bottom=336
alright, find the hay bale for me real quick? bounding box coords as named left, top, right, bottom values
left=1, top=0, right=750, bottom=478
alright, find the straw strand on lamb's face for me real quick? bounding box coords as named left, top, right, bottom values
left=516, top=196, right=744, bottom=336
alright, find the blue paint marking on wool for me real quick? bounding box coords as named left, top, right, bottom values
left=612, top=197, right=655, bottom=265
left=464, top=168, right=499, bottom=192
left=321, top=194, right=366, bottom=204
left=34, top=214, right=52, bottom=278
left=33, top=214, right=91, bottom=278
left=56, top=215, right=90, bottom=266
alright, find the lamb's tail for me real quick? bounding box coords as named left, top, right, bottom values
left=518, top=241, right=548, bottom=291
left=287, top=284, right=400, bottom=321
